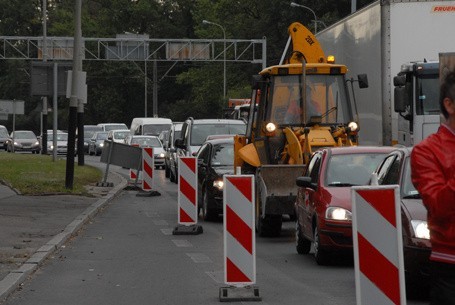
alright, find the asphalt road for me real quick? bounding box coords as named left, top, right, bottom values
left=1, top=155, right=429, bottom=305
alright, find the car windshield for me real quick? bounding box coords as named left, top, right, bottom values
left=50, top=133, right=68, bottom=141
left=211, top=143, right=234, bottom=166
left=143, top=124, right=172, bottom=136
left=132, top=137, right=161, bottom=148
left=114, top=131, right=130, bottom=139
left=190, top=123, right=246, bottom=146
left=326, top=153, right=388, bottom=186
left=402, top=157, right=420, bottom=198
left=0, top=129, right=8, bottom=137
left=96, top=133, right=108, bottom=140
left=14, top=131, right=35, bottom=139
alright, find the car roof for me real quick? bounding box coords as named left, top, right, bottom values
left=203, top=137, right=234, bottom=145
left=189, top=119, right=245, bottom=125
left=324, top=146, right=396, bottom=155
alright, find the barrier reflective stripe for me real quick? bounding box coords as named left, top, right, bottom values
left=178, top=157, right=197, bottom=224
left=223, top=175, right=255, bottom=285
left=352, top=186, right=406, bottom=305
left=142, top=148, right=153, bottom=191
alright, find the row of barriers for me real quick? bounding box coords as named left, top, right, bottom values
left=100, top=141, right=407, bottom=304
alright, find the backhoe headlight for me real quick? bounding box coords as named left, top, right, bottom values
left=326, top=207, right=352, bottom=221
left=213, top=180, right=224, bottom=190
left=265, top=122, right=276, bottom=133
left=348, top=121, right=359, bottom=132
left=411, top=220, right=430, bottom=239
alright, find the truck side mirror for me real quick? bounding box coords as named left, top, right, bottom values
left=394, top=86, right=408, bottom=113
left=357, top=74, right=369, bottom=89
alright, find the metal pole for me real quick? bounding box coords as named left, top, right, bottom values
left=41, top=0, right=48, bottom=155
left=144, top=60, right=147, bottom=117
left=12, top=100, right=16, bottom=153
left=52, top=62, right=58, bottom=161
left=290, top=2, right=318, bottom=33
left=65, top=0, right=82, bottom=189
left=202, top=20, right=227, bottom=99
left=153, top=58, right=158, bottom=117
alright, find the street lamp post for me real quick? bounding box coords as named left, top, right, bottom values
left=290, top=2, right=318, bottom=34
left=202, top=20, right=226, bottom=99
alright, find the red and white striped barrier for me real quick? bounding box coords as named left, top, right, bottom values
left=129, top=169, right=142, bottom=181
left=177, top=157, right=198, bottom=225
left=351, top=186, right=406, bottom=305
left=142, top=147, right=154, bottom=191
left=223, top=175, right=256, bottom=286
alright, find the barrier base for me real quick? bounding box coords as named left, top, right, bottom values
left=219, top=286, right=261, bottom=302
left=172, top=224, right=203, bottom=235
left=96, top=181, right=114, bottom=187
left=136, top=190, right=161, bottom=197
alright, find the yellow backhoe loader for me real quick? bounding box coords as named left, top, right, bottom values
left=234, top=22, right=368, bottom=236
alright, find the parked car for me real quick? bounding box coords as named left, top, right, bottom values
left=196, top=137, right=235, bottom=221
left=43, top=131, right=70, bottom=155
left=107, top=129, right=131, bottom=144
left=371, top=146, right=431, bottom=296
left=6, top=130, right=40, bottom=153
left=124, top=135, right=165, bottom=169
left=294, top=146, right=394, bottom=265
left=78, top=125, right=103, bottom=154
left=167, top=123, right=182, bottom=183
left=0, top=125, right=9, bottom=150
left=88, top=131, right=108, bottom=156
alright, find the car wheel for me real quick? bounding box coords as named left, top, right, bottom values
left=313, top=223, right=329, bottom=265
left=202, top=191, right=217, bottom=221
left=296, top=221, right=311, bottom=254
left=170, top=168, right=176, bottom=183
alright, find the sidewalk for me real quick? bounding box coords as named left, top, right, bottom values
left=0, top=170, right=128, bottom=301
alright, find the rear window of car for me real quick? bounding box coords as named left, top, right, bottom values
left=190, top=123, right=246, bottom=146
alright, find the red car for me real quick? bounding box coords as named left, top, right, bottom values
left=294, top=146, right=394, bottom=265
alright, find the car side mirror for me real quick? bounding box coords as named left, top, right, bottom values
left=296, top=176, right=317, bottom=189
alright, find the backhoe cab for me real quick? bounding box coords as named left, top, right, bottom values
left=234, top=22, right=367, bottom=237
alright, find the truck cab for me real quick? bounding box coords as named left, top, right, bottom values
left=394, top=61, right=441, bottom=146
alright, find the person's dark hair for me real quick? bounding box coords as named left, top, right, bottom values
left=440, top=70, right=455, bottom=119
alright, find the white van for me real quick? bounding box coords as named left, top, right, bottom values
left=130, top=117, right=172, bottom=137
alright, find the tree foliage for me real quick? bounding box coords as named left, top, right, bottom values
left=0, top=0, right=375, bottom=133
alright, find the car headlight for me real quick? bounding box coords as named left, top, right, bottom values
left=100, top=143, right=104, bottom=147
left=159, top=152, right=165, bottom=158
left=213, top=180, right=224, bottom=190
left=265, top=122, right=276, bottom=132
left=50, top=145, right=54, bottom=150
left=411, top=220, right=430, bottom=239
left=326, top=207, right=352, bottom=221
left=348, top=121, right=359, bottom=132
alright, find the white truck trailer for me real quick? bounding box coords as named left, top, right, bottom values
left=316, top=0, right=455, bottom=145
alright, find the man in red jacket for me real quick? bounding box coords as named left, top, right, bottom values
left=411, top=70, right=455, bottom=305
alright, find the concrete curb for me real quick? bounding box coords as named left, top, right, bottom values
left=0, top=171, right=128, bottom=302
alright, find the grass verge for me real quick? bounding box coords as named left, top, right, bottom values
left=0, top=153, right=102, bottom=196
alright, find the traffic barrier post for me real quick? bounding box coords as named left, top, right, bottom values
left=220, top=175, right=261, bottom=302
left=172, top=157, right=202, bottom=235
left=351, top=185, right=406, bottom=305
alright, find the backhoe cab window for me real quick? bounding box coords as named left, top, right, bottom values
left=268, top=74, right=351, bottom=126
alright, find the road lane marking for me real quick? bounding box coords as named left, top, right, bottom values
left=172, top=239, right=193, bottom=247
left=160, top=228, right=173, bottom=235
left=153, top=220, right=168, bottom=226
left=186, top=253, right=212, bottom=263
